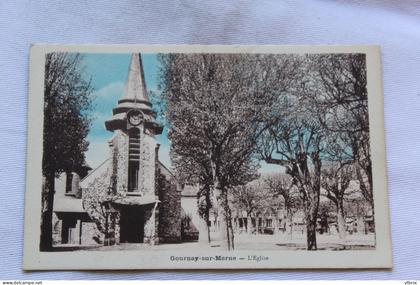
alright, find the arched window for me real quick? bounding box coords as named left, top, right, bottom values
left=128, top=128, right=140, bottom=192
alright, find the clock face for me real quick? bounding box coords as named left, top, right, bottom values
left=128, top=110, right=143, bottom=126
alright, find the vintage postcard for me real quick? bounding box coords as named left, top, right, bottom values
left=24, top=45, right=392, bottom=269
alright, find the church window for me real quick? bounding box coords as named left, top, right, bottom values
left=128, top=128, right=140, bottom=192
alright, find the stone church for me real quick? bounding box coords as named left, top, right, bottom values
left=52, top=53, right=198, bottom=246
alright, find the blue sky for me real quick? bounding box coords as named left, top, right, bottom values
left=81, top=53, right=281, bottom=174
left=81, top=53, right=171, bottom=170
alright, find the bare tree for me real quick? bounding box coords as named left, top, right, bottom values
left=159, top=54, right=269, bottom=250
left=259, top=71, right=327, bottom=250
left=321, top=163, right=353, bottom=239
left=310, top=54, right=374, bottom=236
left=260, top=121, right=324, bottom=250
left=313, top=54, right=372, bottom=209
left=253, top=55, right=330, bottom=250
left=196, top=183, right=212, bottom=244
left=231, top=181, right=266, bottom=235
left=263, top=173, right=301, bottom=237
left=259, top=54, right=371, bottom=249
left=159, top=52, right=371, bottom=251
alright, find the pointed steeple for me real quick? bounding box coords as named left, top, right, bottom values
left=112, top=53, right=153, bottom=115
left=105, top=53, right=162, bottom=134
left=121, top=53, right=150, bottom=105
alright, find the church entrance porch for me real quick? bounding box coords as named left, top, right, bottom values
left=112, top=197, right=160, bottom=245
left=119, top=205, right=144, bottom=243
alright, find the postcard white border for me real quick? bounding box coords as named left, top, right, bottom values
left=23, top=44, right=392, bottom=270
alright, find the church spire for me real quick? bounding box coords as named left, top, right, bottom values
left=105, top=53, right=162, bottom=134
left=122, top=53, right=150, bottom=104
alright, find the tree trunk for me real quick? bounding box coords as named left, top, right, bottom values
left=273, top=212, right=279, bottom=235
left=370, top=203, right=376, bottom=236
left=305, top=196, right=319, bottom=250
left=289, top=216, right=294, bottom=240
left=213, top=181, right=234, bottom=250
left=356, top=215, right=365, bottom=235
left=306, top=214, right=317, bottom=250
left=207, top=215, right=211, bottom=243
left=246, top=215, right=252, bottom=234
left=40, top=172, right=55, bottom=251
left=286, top=209, right=293, bottom=239
left=198, top=216, right=210, bottom=244
left=337, top=201, right=346, bottom=240
left=227, top=205, right=235, bottom=250
left=104, top=212, right=110, bottom=246
left=293, top=151, right=322, bottom=250
left=205, top=187, right=212, bottom=242
left=198, top=195, right=211, bottom=244
left=255, top=216, right=260, bottom=235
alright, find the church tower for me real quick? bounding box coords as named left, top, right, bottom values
left=104, top=53, right=163, bottom=245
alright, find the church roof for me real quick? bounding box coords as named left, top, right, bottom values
left=54, top=196, right=86, bottom=213
left=113, top=53, right=153, bottom=114
left=122, top=54, right=150, bottom=103
left=105, top=53, right=161, bottom=132
left=80, top=158, right=111, bottom=189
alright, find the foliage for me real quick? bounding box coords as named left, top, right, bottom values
left=263, top=173, right=301, bottom=217
left=159, top=53, right=267, bottom=187
left=82, top=145, right=124, bottom=241
left=259, top=54, right=371, bottom=249
left=312, top=54, right=372, bottom=207
left=159, top=52, right=372, bottom=250
left=43, top=53, right=94, bottom=176
left=40, top=52, right=94, bottom=250
left=159, top=53, right=276, bottom=250
left=231, top=180, right=268, bottom=218
left=82, top=167, right=112, bottom=237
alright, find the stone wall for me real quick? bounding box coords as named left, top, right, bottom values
left=110, top=127, right=157, bottom=198
left=157, top=166, right=182, bottom=243
left=110, top=130, right=129, bottom=193
left=138, top=132, right=157, bottom=197
left=82, top=126, right=183, bottom=246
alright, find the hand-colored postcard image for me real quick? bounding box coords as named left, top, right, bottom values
left=24, top=45, right=391, bottom=270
